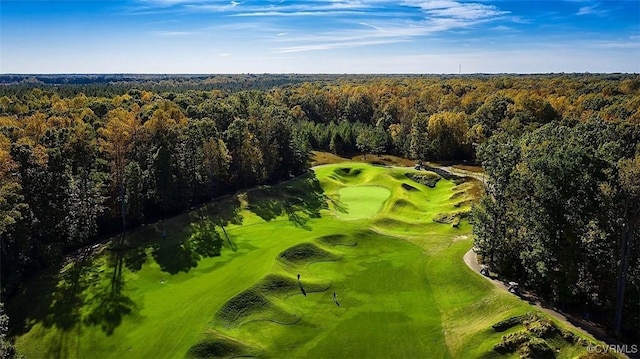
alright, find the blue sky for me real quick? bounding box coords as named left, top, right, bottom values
left=1, top=0, right=638, bottom=73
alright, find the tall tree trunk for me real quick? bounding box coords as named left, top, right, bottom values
left=614, top=195, right=637, bottom=336
left=221, top=225, right=232, bottom=247
left=119, top=178, right=126, bottom=235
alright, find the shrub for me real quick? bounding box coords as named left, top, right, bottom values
left=518, top=337, right=554, bottom=359
left=494, top=332, right=530, bottom=354
left=492, top=314, right=528, bottom=332
left=524, top=316, right=557, bottom=338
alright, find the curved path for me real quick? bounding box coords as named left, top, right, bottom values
left=464, top=249, right=631, bottom=358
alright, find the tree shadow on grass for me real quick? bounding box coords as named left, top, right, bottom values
left=9, top=174, right=327, bottom=342
left=245, top=172, right=328, bottom=230
left=150, top=200, right=240, bottom=274
left=8, top=239, right=140, bottom=342
left=83, top=237, right=138, bottom=336
left=205, top=197, right=243, bottom=251
left=42, top=247, right=97, bottom=332
left=327, top=193, right=348, bottom=217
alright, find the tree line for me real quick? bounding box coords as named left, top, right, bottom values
left=473, top=121, right=639, bottom=342
left=0, top=88, right=309, bottom=298
left=0, top=73, right=639, bottom=345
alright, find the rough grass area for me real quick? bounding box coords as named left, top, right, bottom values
left=311, top=151, right=415, bottom=167
left=406, top=172, right=441, bottom=188
left=452, top=164, right=484, bottom=173
left=311, top=151, right=350, bottom=166
left=492, top=313, right=593, bottom=359
left=433, top=211, right=469, bottom=227
left=12, top=162, right=598, bottom=359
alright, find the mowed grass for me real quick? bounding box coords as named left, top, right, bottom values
left=12, top=163, right=596, bottom=359
left=336, top=186, right=390, bottom=220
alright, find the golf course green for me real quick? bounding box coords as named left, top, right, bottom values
left=10, top=163, right=595, bottom=358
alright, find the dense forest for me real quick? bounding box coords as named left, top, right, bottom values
left=1, top=74, right=639, bottom=345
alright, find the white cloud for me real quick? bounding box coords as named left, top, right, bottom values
left=491, top=25, right=512, bottom=31
left=359, top=22, right=384, bottom=31
left=262, top=0, right=510, bottom=53
left=277, top=38, right=408, bottom=53
left=231, top=10, right=360, bottom=17
left=576, top=3, right=608, bottom=16
left=136, top=0, right=512, bottom=55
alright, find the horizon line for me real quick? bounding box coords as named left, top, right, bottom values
left=2, top=72, right=638, bottom=76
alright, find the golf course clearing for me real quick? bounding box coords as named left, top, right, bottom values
left=10, top=163, right=598, bottom=358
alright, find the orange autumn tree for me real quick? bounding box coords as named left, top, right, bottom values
left=99, top=107, right=140, bottom=234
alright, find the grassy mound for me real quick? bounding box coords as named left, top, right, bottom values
left=253, top=274, right=299, bottom=294
left=392, top=198, right=419, bottom=212
left=253, top=274, right=330, bottom=295
left=406, top=172, right=441, bottom=188
left=216, top=289, right=270, bottom=325
left=215, top=289, right=298, bottom=327
left=315, top=234, right=357, bottom=247
left=277, top=242, right=339, bottom=265
left=185, top=333, right=257, bottom=359
left=449, top=191, right=466, bottom=200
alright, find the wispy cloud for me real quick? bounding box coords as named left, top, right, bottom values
left=141, top=0, right=229, bottom=6
left=267, top=0, right=509, bottom=53
left=576, top=2, right=608, bottom=16
left=277, top=38, right=409, bottom=53
left=359, top=22, right=384, bottom=31
left=491, top=25, right=512, bottom=31
left=133, top=0, right=512, bottom=53
left=402, top=0, right=507, bottom=20
left=231, top=10, right=362, bottom=17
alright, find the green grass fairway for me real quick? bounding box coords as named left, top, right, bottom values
left=336, top=186, right=390, bottom=220
left=11, top=163, right=596, bottom=359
